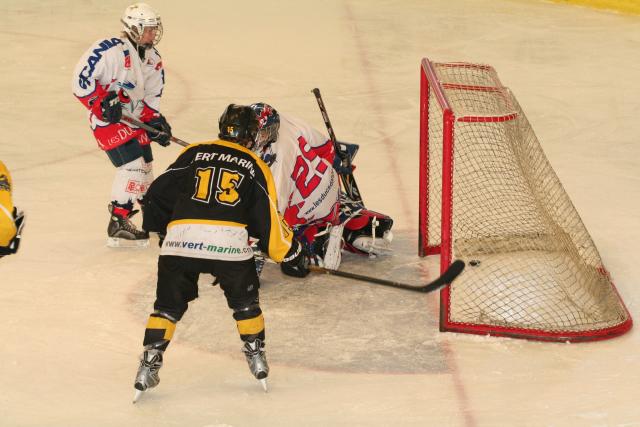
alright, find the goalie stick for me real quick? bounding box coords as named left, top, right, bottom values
left=120, top=115, right=189, bottom=147
left=311, top=88, right=363, bottom=203
left=309, top=259, right=465, bottom=293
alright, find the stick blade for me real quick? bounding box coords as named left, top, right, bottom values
left=420, top=259, right=466, bottom=293
left=441, top=260, right=465, bottom=283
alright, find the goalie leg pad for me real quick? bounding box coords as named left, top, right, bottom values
left=293, top=222, right=343, bottom=268
left=343, top=209, right=394, bottom=256
left=320, top=223, right=344, bottom=270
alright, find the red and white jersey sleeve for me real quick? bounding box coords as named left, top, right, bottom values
left=264, top=114, right=340, bottom=227
left=71, top=37, right=165, bottom=150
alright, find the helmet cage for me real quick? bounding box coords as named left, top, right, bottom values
left=250, top=103, right=280, bottom=153
left=121, top=3, right=163, bottom=47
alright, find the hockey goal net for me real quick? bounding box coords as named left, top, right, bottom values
left=419, top=58, right=632, bottom=342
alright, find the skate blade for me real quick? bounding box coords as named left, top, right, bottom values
left=133, top=389, right=144, bottom=404
left=352, top=241, right=393, bottom=257
left=107, top=237, right=150, bottom=248
left=259, top=378, right=268, bottom=393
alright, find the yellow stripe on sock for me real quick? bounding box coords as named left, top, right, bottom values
left=236, top=314, right=265, bottom=335
left=146, top=316, right=176, bottom=340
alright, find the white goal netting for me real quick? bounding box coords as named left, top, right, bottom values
left=421, top=59, right=631, bottom=341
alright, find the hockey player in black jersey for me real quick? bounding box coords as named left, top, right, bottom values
left=0, top=161, right=25, bottom=257
left=132, top=104, right=310, bottom=402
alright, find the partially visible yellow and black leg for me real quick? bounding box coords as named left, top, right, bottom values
left=212, top=258, right=269, bottom=386
left=134, top=311, right=176, bottom=399
left=143, top=311, right=177, bottom=351
left=144, top=255, right=199, bottom=350
left=134, top=255, right=199, bottom=401
left=232, top=297, right=269, bottom=385
left=232, top=298, right=265, bottom=342
left=215, top=257, right=269, bottom=386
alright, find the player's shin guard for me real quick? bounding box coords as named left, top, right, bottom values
left=232, top=300, right=268, bottom=383
left=232, top=301, right=265, bottom=343
left=142, top=312, right=177, bottom=352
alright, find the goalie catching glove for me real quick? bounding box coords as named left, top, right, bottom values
left=146, top=115, right=172, bottom=147
left=280, top=238, right=310, bottom=278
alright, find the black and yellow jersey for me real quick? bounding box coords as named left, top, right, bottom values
left=143, top=140, right=293, bottom=262
left=0, top=161, right=17, bottom=248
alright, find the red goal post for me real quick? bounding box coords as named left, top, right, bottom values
left=419, top=57, right=632, bottom=342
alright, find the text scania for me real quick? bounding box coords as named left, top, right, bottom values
left=77, top=38, right=124, bottom=89
left=164, top=240, right=251, bottom=255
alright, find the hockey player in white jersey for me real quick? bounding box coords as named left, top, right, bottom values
left=71, top=3, right=171, bottom=248
left=248, top=103, right=393, bottom=271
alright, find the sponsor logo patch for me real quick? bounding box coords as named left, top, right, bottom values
left=126, top=180, right=147, bottom=194
left=77, top=38, right=124, bottom=90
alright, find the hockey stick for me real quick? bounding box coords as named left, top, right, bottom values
left=120, top=115, right=189, bottom=147
left=309, top=259, right=465, bottom=293
left=311, top=88, right=363, bottom=203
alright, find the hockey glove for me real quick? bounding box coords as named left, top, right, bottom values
left=91, top=91, right=122, bottom=124
left=280, top=239, right=311, bottom=278
left=146, top=115, right=172, bottom=147
left=0, top=208, right=25, bottom=257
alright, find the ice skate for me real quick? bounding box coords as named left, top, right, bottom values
left=350, top=230, right=393, bottom=257
left=107, top=203, right=149, bottom=248
left=133, top=349, right=163, bottom=403
left=242, top=339, right=269, bottom=392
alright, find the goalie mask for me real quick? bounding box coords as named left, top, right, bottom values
left=249, top=103, right=280, bottom=153
left=218, top=104, right=260, bottom=148
left=121, top=3, right=163, bottom=48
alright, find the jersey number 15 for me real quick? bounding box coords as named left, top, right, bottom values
left=192, top=167, right=245, bottom=206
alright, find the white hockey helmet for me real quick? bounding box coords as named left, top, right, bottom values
left=121, top=3, right=163, bottom=47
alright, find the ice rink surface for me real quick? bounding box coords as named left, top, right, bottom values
left=1, top=0, right=639, bottom=425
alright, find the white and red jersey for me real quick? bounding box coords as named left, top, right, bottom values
left=71, top=36, right=165, bottom=151
left=260, top=114, right=340, bottom=228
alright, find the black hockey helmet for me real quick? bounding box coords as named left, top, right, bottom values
left=218, top=104, right=259, bottom=149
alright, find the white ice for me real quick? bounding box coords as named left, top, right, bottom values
left=0, top=0, right=638, bottom=426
